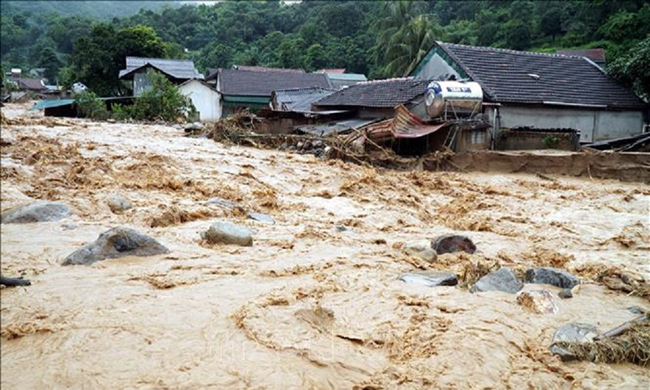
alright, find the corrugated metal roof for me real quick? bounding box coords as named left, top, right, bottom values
left=392, top=104, right=450, bottom=138
left=272, top=87, right=334, bottom=112
left=296, top=118, right=379, bottom=136
left=326, top=73, right=367, bottom=81
left=32, top=99, right=74, bottom=110
left=119, top=57, right=203, bottom=80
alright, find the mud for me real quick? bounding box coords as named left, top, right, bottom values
left=1, top=103, right=650, bottom=389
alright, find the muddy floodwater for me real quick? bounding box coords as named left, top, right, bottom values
left=1, top=104, right=649, bottom=389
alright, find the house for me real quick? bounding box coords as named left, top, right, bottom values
left=270, top=87, right=334, bottom=112
left=556, top=49, right=606, bottom=68
left=206, top=67, right=331, bottom=117
left=119, top=57, right=204, bottom=96
left=12, top=77, right=46, bottom=92
left=178, top=79, right=221, bottom=122
left=409, top=42, right=647, bottom=142
left=312, top=78, right=431, bottom=118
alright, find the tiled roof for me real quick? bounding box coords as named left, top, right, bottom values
left=233, top=65, right=305, bottom=73
left=313, top=78, right=429, bottom=108
left=436, top=42, right=644, bottom=109
left=556, top=49, right=606, bottom=63
left=218, top=69, right=331, bottom=97
left=14, top=77, right=45, bottom=91
left=119, top=57, right=203, bottom=80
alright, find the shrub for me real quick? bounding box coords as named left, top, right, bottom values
left=75, top=91, right=109, bottom=120
left=129, top=72, right=194, bottom=122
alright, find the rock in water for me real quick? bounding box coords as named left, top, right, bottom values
left=62, top=227, right=170, bottom=266
left=525, top=267, right=579, bottom=289
left=558, top=288, right=573, bottom=299
left=516, top=290, right=560, bottom=314
left=202, top=221, right=253, bottom=246
left=398, top=271, right=458, bottom=287
left=470, top=267, right=523, bottom=293
left=107, top=194, right=132, bottom=214
left=549, top=322, right=600, bottom=361
left=0, top=276, right=31, bottom=287
left=404, top=242, right=437, bottom=262
left=1, top=201, right=72, bottom=224
left=431, top=235, right=476, bottom=255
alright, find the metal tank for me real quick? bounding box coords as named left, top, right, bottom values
left=425, top=81, right=483, bottom=119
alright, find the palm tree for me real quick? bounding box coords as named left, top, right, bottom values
left=373, top=1, right=440, bottom=77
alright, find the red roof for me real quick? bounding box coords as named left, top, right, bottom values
left=556, top=49, right=606, bottom=63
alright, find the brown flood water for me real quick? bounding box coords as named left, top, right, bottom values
left=1, top=104, right=649, bottom=389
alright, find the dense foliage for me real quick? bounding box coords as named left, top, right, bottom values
left=1, top=0, right=648, bottom=97
left=114, top=72, right=193, bottom=121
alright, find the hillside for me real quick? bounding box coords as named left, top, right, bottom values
left=0, top=0, right=180, bottom=20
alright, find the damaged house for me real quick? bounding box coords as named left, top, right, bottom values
left=409, top=42, right=647, bottom=143
left=206, top=67, right=331, bottom=119
left=119, top=57, right=204, bottom=96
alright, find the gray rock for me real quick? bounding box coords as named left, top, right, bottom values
left=248, top=212, right=275, bottom=224
left=1, top=201, right=72, bottom=224
left=431, top=234, right=476, bottom=255
left=525, top=267, right=579, bottom=289
left=550, top=322, right=600, bottom=361
left=335, top=226, right=348, bottom=232
left=62, top=227, right=170, bottom=266
left=628, top=306, right=646, bottom=314
left=399, top=271, right=457, bottom=287
left=470, top=267, right=523, bottom=294
left=202, top=221, right=253, bottom=246
left=107, top=194, right=132, bottom=214
left=0, top=276, right=31, bottom=287
left=558, top=288, right=573, bottom=299
left=404, top=242, right=437, bottom=262
left=60, top=222, right=78, bottom=231
left=183, top=122, right=204, bottom=131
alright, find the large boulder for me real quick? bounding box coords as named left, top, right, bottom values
left=202, top=221, right=253, bottom=246
left=1, top=201, right=72, bottom=224
left=62, top=227, right=170, bottom=266
left=516, top=289, right=560, bottom=314
left=525, top=267, right=579, bottom=289
left=431, top=235, right=476, bottom=255
left=403, top=242, right=437, bottom=262
left=549, top=322, right=600, bottom=361
left=398, top=271, right=458, bottom=287
left=470, top=267, right=523, bottom=293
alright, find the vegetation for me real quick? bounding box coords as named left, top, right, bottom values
left=1, top=0, right=648, bottom=97
left=113, top=72, right=193, bottom=122
left=75, top=91, right=110, bottom=120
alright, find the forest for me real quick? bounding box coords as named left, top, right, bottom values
left=1, top=0, right=648, bottom=98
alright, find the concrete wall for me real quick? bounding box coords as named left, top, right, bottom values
left=179, top=80, right=221, bottom=122
left=496, top=106, right=644, bottom=142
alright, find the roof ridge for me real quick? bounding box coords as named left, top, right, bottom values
left=126, top=56, right=195, bottom=63
left=437, top=41, right=586, bottom=60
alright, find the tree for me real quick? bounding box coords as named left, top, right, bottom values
left=540, top=8, right=563, bottom=42
left=373, top=1, right=441, bottom=77
left=607, top=37, right=650, bottom=100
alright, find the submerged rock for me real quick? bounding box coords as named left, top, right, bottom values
left=398, top=271, right=458, bottom=287
left=0, top=275, right=31, bottom=287
left=107, top=194, right=132, bottom=214
left=470, top=267, right=523, bottom=294
left=1, top=201, right=72, bottom=224
left=627, top=306, right=646, bottom=315
left=431, top=235, right=476, bottom=255
left=202, top=221, right=253, bottom=246
left=404, top=242, right=437, bottom=262
left=558, top=288, right=573, bottom=299
left=516, top=289, right=560, bottom=314
left=525, top=267, right=579, bottom=289
left=550, top=322, right=600, bottom=361
left=62, top=227, right=170, bottom=266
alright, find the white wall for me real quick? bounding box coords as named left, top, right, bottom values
left=179, top=80, right=221, bottom=122
left=497, top=106, right=644, bottom=142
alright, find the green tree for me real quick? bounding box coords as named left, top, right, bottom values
left=607, top=37, right=650, bottom=99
